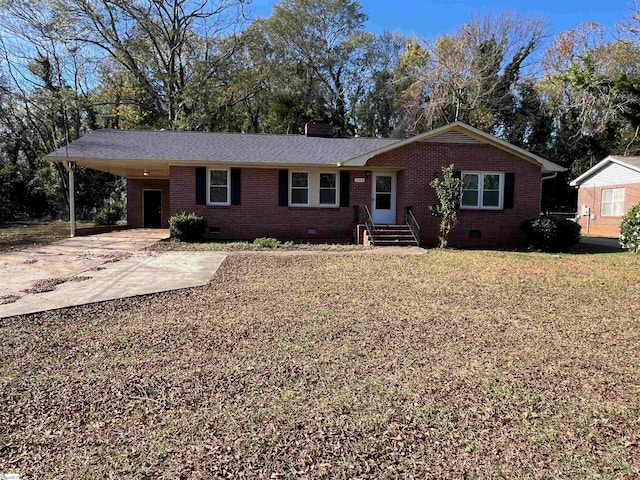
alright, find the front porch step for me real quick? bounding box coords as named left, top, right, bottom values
left=369, top=224, right=419, bottom=247
left=373, top=224, right=412, bottom=230
left=374, top=239, right=419, bottom=246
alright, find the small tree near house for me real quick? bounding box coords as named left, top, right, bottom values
left=620, top=203, right=640, bottom=253
left=430, top=164, right=462, bottom=248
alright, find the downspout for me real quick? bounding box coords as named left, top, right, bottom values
left=586, top=191, right=591, bottom=234
left=62, top=161, right=76, bottom=237
left=540, top=172, right=558, bottom=214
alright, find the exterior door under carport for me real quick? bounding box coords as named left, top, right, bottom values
left=143, top=190, right=162, bottom=228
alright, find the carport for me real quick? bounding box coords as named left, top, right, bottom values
left=47, top=136, right=172, bottom=236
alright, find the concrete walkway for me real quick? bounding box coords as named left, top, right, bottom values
left=0, top=230, right=226, bottom=318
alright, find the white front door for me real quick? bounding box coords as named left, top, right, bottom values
left=371, top=172, right=396, bottom=224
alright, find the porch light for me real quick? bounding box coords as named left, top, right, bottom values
left=143, top=169, right=150, bottom=176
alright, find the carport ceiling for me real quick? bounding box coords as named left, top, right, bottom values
left=55, top=158, right=170, bottom=179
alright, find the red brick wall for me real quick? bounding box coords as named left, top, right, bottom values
left=170, top=167, right=354, bottom=242
left=127, top=179, right=170, bottom=228
left=365, top=143, right=542, bottom=247
left=168, top=142, right=543, bottom=246
left=576, top=183, right=640, bottom=237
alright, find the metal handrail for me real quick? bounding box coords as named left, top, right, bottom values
left=406, top=209, right=420, bottom=245
left=363, top=205, right=376, bottom=246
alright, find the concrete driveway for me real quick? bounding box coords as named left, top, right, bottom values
left=0, top=229, right=226, bottom=318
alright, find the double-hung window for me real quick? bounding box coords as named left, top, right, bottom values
left=289, top=171, right=339, bottom=207
left=290, top=172, right=310, bottom=206
left=208, top=168, right=230, bottom=205
left=461, top=172, right=503, bottom=209
left=601, top=188, right=625, bottom=216
left=319, top=173, right=337, bottom=205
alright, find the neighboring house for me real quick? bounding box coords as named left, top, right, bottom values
left=570, top=156, right=640, bottom=237
left=47, top=122, right=564, bottom=247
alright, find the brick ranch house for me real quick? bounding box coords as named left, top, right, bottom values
left=47, top=122, right=564, bottom=247
left=570, top=156, right=640, bottom=237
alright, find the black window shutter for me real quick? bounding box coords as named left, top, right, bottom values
left=340, top=170, right=350, bottom=207
left=231, top=168, right=241, bottom=205
left=278, top=169, right=288, bottom=206
left=504, top=172, right=515, bottom=209
left=195, top=167, right=206, bottom=205
left=453, top=170, right=462, bottom=179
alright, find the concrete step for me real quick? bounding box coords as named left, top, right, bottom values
left=373, top=224, right=411, bottom=230
left=374, top=234, right=416, bottom=240
left=367, top=224, right=419, bottom=247
left=374, top=227, right=412, bottom=232
left=373, top=229, right=413, bottom=235
left=374, top=239, right=419, bottom=246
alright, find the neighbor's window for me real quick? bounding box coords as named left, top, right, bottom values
left=601, top=188, right=625, bottom=216
left=290, top=172, right=309, bottom=205
left=319, top=173, right=337, bottom=205
left=461, top=172, right=503, bottom=209
left=208, top=168, right=230, bottom=205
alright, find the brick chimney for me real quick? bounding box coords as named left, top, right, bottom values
left=305, top=121, right=334, bottom=138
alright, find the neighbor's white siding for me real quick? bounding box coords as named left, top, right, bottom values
left=581, top=162, right=640, bottom=187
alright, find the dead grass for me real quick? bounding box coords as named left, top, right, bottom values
left=0, top=222, right=95, bottom=253
left=148, top=238, right=365, bottom=252
left=1, top=250, right=639, bottom=478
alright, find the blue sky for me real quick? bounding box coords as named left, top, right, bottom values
left=250, top=0, right=633, bottom=38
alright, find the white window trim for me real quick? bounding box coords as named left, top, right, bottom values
left=319, top=172, right=339, bottom=207
left=289, top=170, right=340, bottom=207
left=207, top=168, right=231, bottom=206
left=460, top=171, right=504, bottom=210
left=601, top=188, right=625, bottom=216
left=290, top=171, right=310, bottom=206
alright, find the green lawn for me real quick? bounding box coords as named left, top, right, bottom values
left=1, top=250, right=639, bottom=478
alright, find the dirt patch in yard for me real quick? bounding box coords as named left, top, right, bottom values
left=76, top=251, right=133, bottom=263
left=1, top=250, right=639, bottom=478
left=101, top=252, right=133, bottom=263
left=0, top=294, right=20, bottom=305
left=21, top=275, right=92, bottom=294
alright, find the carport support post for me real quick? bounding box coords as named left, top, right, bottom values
left=63, top=161, right=76, bottom=237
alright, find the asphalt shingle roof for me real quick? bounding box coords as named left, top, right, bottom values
left=609, top=156, right=640, bottom=169
left=47, top=129, right=400, bottom=165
